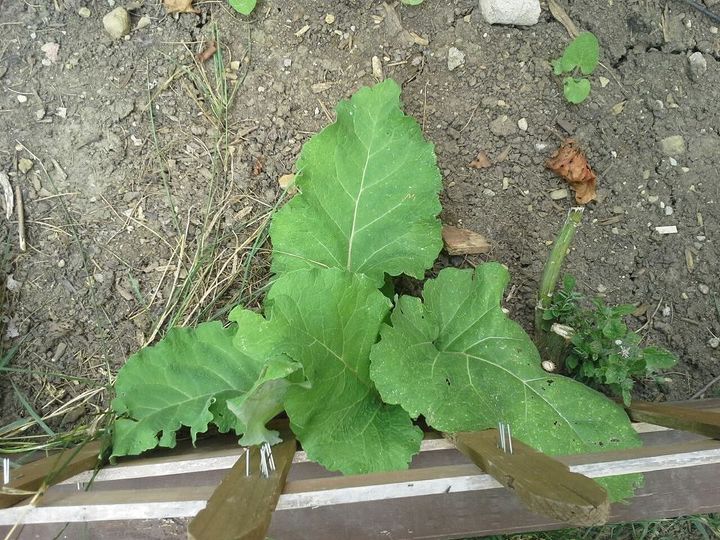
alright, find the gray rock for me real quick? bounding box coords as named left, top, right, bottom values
left=448, top=47, right=465, bottom=71
left=659, top=135, right=686, bottom=156
left=699, top=284, right=710, bottom=295
left=709, top=337, right=720, bottom=349
left=490, top=115, right=517, bottom=137
left=103, top=7, right=130, bottom=40
left=688, top=51, right=707, bottom=80
left=479, top=0, right=541, bottom=26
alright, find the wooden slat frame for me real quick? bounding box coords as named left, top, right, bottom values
left=1, top=438, right=720, bottom=526
left=1, top=402, right=719, bottom=538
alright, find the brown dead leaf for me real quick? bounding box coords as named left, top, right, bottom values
left=252, top=156, right=265, bottom=177
left=195, top=41, right=217, bottom=63
left=546, top=139, right=597, bottom=205
left=442, top=225, right=491, bottom=255
left=163, top=0, right=197, bottom=13
left=469, top=151, right=491, bottom=169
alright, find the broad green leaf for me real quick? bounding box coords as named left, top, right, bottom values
left=111, top=322, right=263, bottom=457
left=265, top=267, right=423, bottom=474
left=227, top=356, right=306, bottom=446
left=564, top=77, right=591, bottom=104
left=270, top=79, right=443, bottom=287
left=228, top=0, right=256, bottom=15
left=226, top=309, right=308, bottom=447
left=643, top=347, right=677, bottom=371
left=556, top=32, right=600, bottom=75
left=369, top=264, right=642, bottom=500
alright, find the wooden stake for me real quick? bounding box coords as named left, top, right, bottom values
left=449, top=430, right=609, bottom=527
left=187, top=434, right=296, bottom=540
left=623, top=400, right=720, bottom=439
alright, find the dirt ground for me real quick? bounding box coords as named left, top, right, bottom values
left=0, top=0, right=719, bottom=443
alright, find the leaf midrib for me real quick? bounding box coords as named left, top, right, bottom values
left=346, top=112, right=378, bottom=270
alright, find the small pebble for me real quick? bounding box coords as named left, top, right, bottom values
left=659, top=135, right=686, bottom=156
left=665, top=206, right=674, bottom=216
left=78, top=7, right=91, bottom=17
left=324, top=13, right=335, bottom=24
left=599, top=77, right=610, bottom=87
left=18, top=158, right=33, bottom=174
left=662, top=306, right=672, bottom=317
left=699, top=284, right=710, bottom=295
left=550, top=188, right=568, bottom=200
left=17, top=95, right=27, bottom=103
left=136, top=15, right=151, bottom=29
left=688, top=51, right=707, bottom=80
left=517, top=117, right=528, bottom=131
left=709, top=337, right=720, bottom=349
left=448, top=47, right=466, bottom=71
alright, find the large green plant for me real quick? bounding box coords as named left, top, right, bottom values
left=111, top=80, right=641, bottom=498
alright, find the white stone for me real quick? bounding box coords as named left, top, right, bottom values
left=479, top=0, right=541, bottom=26
left=517, top=117, right=528, bottom=131
left=103, top=7, right=130, bottom=40
left=136, top=15, right=151, bottom=30
left=688, top=51, right=707, bottom=80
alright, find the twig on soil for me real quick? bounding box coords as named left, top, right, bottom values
left=422, top=81, right=429, bottom=133
left=14, top=186, right=25, bottom=252
left=690, top=373, right=720, bottom=399
left=317, top=98, right=333, bottom=123
left=637, top=297, right=664, bottom=334
left=682, top=0, right=720, bottom=25
left=548, top=0, right=579, bottom=38
left=460, top=103, right=480, bottom=133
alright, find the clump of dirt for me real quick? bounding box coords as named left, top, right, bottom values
left=0, top=0, right=719, bottom=438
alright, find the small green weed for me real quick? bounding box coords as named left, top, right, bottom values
left=546, top=275, right=677, bottom=405
left=552, top=32, right=600, bottom=104
left=228, top=0, right=256, bottom=15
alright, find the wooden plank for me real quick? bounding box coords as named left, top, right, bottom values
left=450, top=430, right=609, bottom=526
left=5, top=462, right=720, bottom=540
left=188, top=435, right=296, bottom=540
left=0, top=440, right=102, bottom=509
left=268, top=462, right=720, bottom=540
left=624, top=400, right=720, bottom=438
